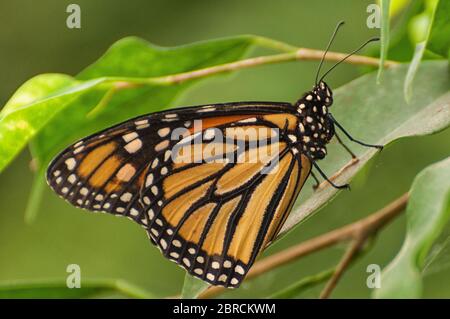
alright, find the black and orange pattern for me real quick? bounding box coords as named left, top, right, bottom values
left=47, top=82, right=345, bottom=288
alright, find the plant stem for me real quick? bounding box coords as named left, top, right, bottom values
left=198, top=193, right=408, bottom=299
left=146, top=49, right=398, bottom=86
left=87, top=81, right=138, bottom=118
left=319, top=238, right=365, bottom=299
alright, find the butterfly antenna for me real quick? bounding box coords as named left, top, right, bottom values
left=319, top=36, right=380, bottom=83
left=315, top=20, right=345, bottom=86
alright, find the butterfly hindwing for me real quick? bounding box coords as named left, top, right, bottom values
left=144, top=148, right=311, bottom=287
left=136, top=107, right=311, bottom=287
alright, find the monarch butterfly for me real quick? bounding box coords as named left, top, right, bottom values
left=46, top=22, right=382, bottom=288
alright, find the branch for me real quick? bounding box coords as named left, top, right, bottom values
left=319, top=238, right=365, bottom=299
left=198, top=193, right=408, bottom=299
left=147, top=49, right=398, bottom=86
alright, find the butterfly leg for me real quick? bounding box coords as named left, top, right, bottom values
left=310, top=171, right=320, bottom=190
left=335, top=132, right=357, bottom=159
left=312, top=161, right=350, bottom=190
left=329, top=114, right=383, bottom=150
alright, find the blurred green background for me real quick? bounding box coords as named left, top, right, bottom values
left=0, top=0, right=449, bottom=298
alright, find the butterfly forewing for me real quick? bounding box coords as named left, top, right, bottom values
left=46, top=101, right=310, bottom=287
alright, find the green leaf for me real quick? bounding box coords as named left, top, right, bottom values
left=181, top=274, right=210, bottom=299
left=423, top=234, right=450, bottom=276
left=0, top=279, right=154, bottom=299
left=427, top=0, right=450, bottom=57
left=269, top=269, right=333, bottom=299
left=374, top=156, right=450, bottom=298
left=24, top=167, right=46, bottom=224
left=377, top=0, right=391, bottom=83
left=402, top=0, right=444, bottom=102
left=77, top=36, right=255, bottom=79
left=0, top=74, right=99, bottom=172
left=377, top=0, right=422, bottom=62
left=404, top=41, right=426, bottom=102
left=281, top=61, right=449, bottom=237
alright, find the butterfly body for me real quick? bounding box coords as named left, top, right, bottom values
left=294, top=81, right=335, bottom=161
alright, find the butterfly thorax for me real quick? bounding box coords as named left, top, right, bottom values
left=295, top=81, right=334, bottom=160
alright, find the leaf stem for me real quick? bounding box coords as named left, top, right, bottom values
left=146, top=49, right=398, bottom=86
left=87, top=82, right=137, bottom=118
left=270, top=268, right=334, bottom=298
left=319, top=238, right=365, bottom=299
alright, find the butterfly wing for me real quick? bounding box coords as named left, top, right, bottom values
left=145, top=146, right=311, bottom=287
left=47, top=101, right=309, bottom=287
left=46, top=117, right=154, bottom=225
left=135, top=104, right=311, bottom=287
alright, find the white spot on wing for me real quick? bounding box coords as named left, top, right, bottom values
left=120, top=192, right=133, bottom=202
left=125, top=138, right=142, bottom=153
left=235, top=265, right=245, bottom=275
left=145, top=174, right=154, bottom=187
left=123, top=132, right=138, bottom=142
left=194, top=268, right=203, bottom=275
left=155, top=140, right=169, bottom=152
left=158, top=127, right=170, bottom=137
left=183, top=258, right=191, bottom=267
left=65, top=158, right=76, bottom=170
left=173, top=240, right=181, bottom=247
left=74, top=145, right=85, bottom=154
left=196, top=256, right=204, bottom=263
left=135, top=119, right=148, bottom=126
left=68, top=174, right=76, bottom=184
left=130, top=208, right=139, bottom=216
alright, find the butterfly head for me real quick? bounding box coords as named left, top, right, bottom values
left=295, top=81, right=335, bottom=160
left=314, top=81, right=333, bottom=107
